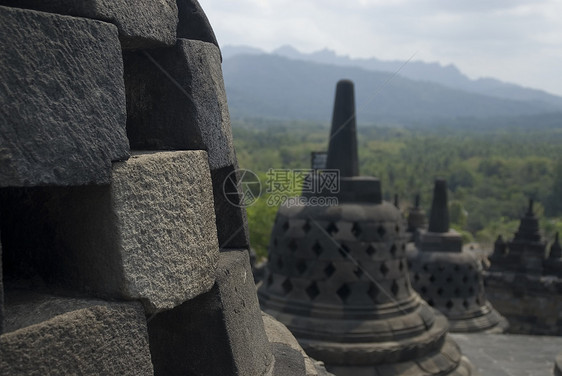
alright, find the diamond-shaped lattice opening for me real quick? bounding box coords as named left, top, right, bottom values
left=454, top=264, right=461, bottom=272
left=454, top=287, right=461, bottom=297
left=324, top=262, right=336, bottom=278
left=468, top=286, right=474, bottom=294
left=282, top=221, right=290, bottom=232
left=351, top=222, right=362, bottom=238
left=302, top=220, right=311, bottom=233
left=427, top=299, right=435, bottom=306
left=423, top=264, right=430, bottom=272
left=337, top=284, right=351, bottom=302
left=463, top=299, right=470, bottom=309
left=366, top=245, right=376, bottom=256
left=395, top=224, right=400, bottom=233
left=421, top=286, right=428, bottom=294
left=380, top=262, right=389, bottom=276
left=391, top=280, right=399, bottom=296
left=267, top=274, right=274, bottom=286
left=338, top=244, right=350, bottom=259
left=401, top=244, right=406, bottom=251
left=306, top=282, right=320, bottom=300
left=281, top=279, right=293, bottom=295
left=476, top=296, right=481, bottom=305
left=368, top=283, right=379, bottom=302
left=296, top=259, right=307, bottom=275
left=277, top=257, right=284, bottom=270
left=326, top=222, right=339, bottom=235
left=398, top=260, right=404, bottom=271
left=414, top=273, right=420, bottom=282
left=437, top=287, right=444, bottom=296
left=468, top=265, right=473, bottom=271
left=312, top=241, right=323, bottom=256
left=429, top=274, right=436, bottom=283
left=446, top=300, right=454, bottom=310
left=462, top=275, right=469, bottom=284
left=288, top=239, right=298, bottom=252
left=354, top=267, right=364, bottom=279
left=377, top=225, right=386, bottom=238
left=390, top=244, right=397, bottom=256
left=446, top=275, right=453, bottom=283
left=437, top=264, right=445, bottom=272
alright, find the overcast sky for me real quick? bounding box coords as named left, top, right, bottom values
left=202, top=0, right=562, bottom=97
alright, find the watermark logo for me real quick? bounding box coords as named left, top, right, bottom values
left=223, top=168, right=340, bottom=208
left=223, top=169, right=261, bottom=208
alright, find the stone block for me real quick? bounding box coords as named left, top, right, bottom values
left=0, top=6, right=129, bottom=187
left=263, top=311, right=333, bottom=376
left=176, top=0, right=220, bottom=52
left=0, top=0, right=178, bottom=49
left=124, top=39, right=236, bottom=170
left=0, top=235, right=3, bottom=334
left=148, top=250, right=273, bottom=375
left=0, top=151, right=218, bottom=314
left=0, top=295, right=153, bottom=375
left=271, top=343, right=307, bottom=376
left=212, top=165, right=250, bottom=249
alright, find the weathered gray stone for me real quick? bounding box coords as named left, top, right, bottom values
left=176, top=0, right=220, bottom=52
left=212, top=165, right=250, bottom=249
left=555, top=352, right=562, bottom=376
left=124, top=39, right=236, bottom=170
left=263, top=312, right=333, bottom=376
left=271, top=343, right=307, bottom=376
left=0, top=152, right=218, bottom=314
left=0, top=6, right=129, bottom=187
left=148, top=250, right=273, bottom=376
left=0, top=0, right=178, bottom=49
left=0, top=296, right=153, bottom=375
left=0, top=234, right=3, bottom=334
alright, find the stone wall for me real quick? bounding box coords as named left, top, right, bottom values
left=0, top=2, right=327, bottom=374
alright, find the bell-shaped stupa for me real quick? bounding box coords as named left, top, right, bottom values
left=407, top=179, right=508, bottom=333
left=259, top=80, right=474, bottom=375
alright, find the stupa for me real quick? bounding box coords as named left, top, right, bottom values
left=407, top=194, right=427, bottom=242
left=258, top=80, right=473, bottom=375
left=489, top=199, right=547, bottom=274
left=407, top=179, right=508, bottom=333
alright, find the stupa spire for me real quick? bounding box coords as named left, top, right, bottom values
left=326, top=79, right=358, bottom=177
left=428, top=179, right=450, bottom=233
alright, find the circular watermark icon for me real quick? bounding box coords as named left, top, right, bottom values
left=223, top=169, right=262, bottom=208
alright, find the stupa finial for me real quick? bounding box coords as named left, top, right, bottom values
left=428, top=179, right=450, bottom=233
left=326, top=79, right=358, bottom=177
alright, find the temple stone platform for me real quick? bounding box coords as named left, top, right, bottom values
left=450, top=333, right=562, bottom=376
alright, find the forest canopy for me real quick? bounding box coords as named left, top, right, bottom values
left=232, top=118, right=562, bottom=259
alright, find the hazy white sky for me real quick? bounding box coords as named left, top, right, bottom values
left=202, top=0, right=562, bottom=96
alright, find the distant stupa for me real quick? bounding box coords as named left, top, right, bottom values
left=259, top=80, right=474, bottom=375
left=407, top=179, right=508, bottom=333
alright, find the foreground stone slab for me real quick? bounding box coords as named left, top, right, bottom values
left=148, top=250, right=273, bottom=375
left=0, top=6, right=129, bottom=187
left=0, top=235, right=3, bottom=334
left=0, top=294, right=153, bottom=375
left=0, top=0, right=177, bottom=49
left=0, top=152, right=218, bottom=314
left=124, top=39, right=235, bottom=170
left=263, top=312, right=333, bottom=376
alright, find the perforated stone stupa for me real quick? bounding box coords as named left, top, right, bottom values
left=407, top=179, right=507, bottom=333
left=258, top=80, right=474, bottom=376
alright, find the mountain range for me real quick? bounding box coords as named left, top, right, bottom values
left=221, top=45, right=562, bottom=126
